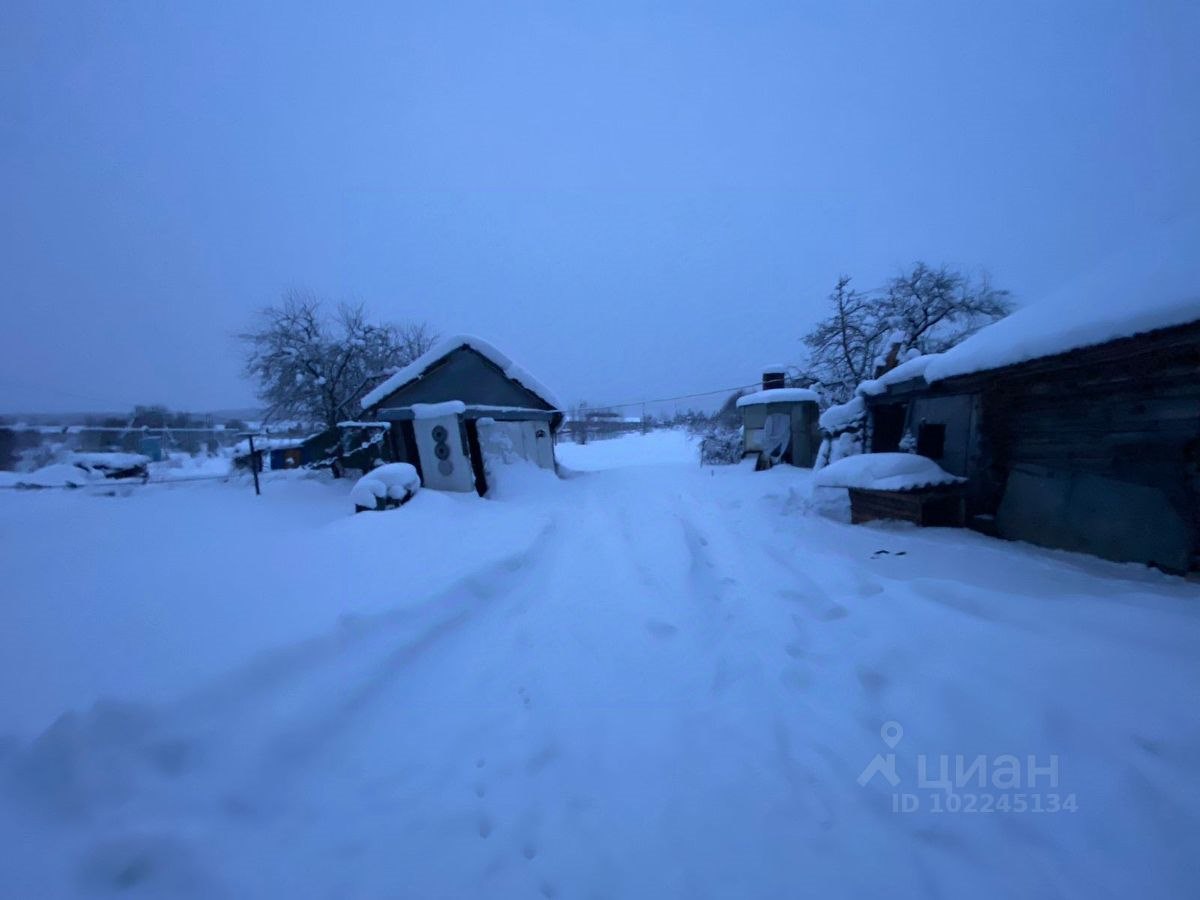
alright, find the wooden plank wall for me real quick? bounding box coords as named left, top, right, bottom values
left=971, top=323, right=1200, bottom=569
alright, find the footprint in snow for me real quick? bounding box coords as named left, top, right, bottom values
left=856, top=666, right=888, bottom=695
left=645, top=619, right=679, bottom=639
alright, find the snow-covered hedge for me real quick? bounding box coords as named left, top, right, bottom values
left=814, top=453, right=964, bottom=492
left=351, top=463, right=421, bottom=511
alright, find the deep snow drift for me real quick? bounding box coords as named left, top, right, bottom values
left=1, top=430, right=1197, bottom=899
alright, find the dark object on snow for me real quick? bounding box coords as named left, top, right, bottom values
left=849, top=485, right=966, bottom=528
left=354, top=488, right=415, bottom=514
left=270, top=447, right=304, bottom=470
left=70, top=454, right=150, bottom=482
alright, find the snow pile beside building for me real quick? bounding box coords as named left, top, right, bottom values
left=818, top=396, right=866, bottom=432
left=926, top=215, right=1200, bottom=382
left=350, top=463, right=421, bottom=509
left=814, top=452, right=965, bottom=491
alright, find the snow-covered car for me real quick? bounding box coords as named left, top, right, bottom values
left=9, top=463, right=103, bottom=489
left=68, top=452, right=151, bottom=481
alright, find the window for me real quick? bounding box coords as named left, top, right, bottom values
left=917, top=423, right=946, bottom=460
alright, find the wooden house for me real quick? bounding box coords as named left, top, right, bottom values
left=358, top=335, right=562, bottom=495
left=857, top=225, right=1199, bottom=573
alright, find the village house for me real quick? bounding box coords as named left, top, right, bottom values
left=850, top=225, right=1200, bottom=574
left=357, top=335, right=563, bottom=495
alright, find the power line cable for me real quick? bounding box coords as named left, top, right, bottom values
left=577, top=381, right=763, bottom=412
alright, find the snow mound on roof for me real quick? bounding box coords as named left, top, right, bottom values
left=814, top=453, right=965, bottom=491
left=735, top=388, right=819, bottom=407
left=857, top=354, right=940, bottom=396
left=351, top=463, right=421, bottom=508
left=818, top=396, right=866, bottom=433
left=360, top=335, right=562, bottom=411
left=927, top=216, right=1200, bottom=382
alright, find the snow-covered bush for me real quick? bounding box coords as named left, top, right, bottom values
left=699, top=425, right=743, bottom=466
left=814, top=396, right=867, bottom=471
left=350, top=463, right=421, bottom=512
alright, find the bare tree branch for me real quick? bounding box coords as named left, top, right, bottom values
left=240, top=291, right=438, bottom=428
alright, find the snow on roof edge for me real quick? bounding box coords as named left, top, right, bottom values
left=925, top=216, right=1200, bottom=383
left=736, top=387, right=820, bottom=407
left=360, top=335, right=562, bottom=411
left=857, top=354, right=941, bottom=397
left=813, top=452, right=966, bottom=491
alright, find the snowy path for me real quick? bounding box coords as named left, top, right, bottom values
left=2, top=433, right=1198, bottom=898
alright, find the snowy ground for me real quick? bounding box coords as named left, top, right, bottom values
left=1, top=430, right=1198, bottom=898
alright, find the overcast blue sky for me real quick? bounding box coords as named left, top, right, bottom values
left=1, top=1, right=1197, bottom=415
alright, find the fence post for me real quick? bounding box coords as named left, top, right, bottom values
left=243, top=432, right=262, bottom=496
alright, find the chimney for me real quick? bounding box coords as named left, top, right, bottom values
left=762, top=367, right=786, bottom=391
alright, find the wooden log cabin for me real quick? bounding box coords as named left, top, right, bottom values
left=858, top=223, right=1200, bottom=574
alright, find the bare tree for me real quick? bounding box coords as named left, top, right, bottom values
left=802, top=276, right=887, bottom=402
left=802, top=264, right=1011, bottom=402
left=241, top=290, right=438, bottom=428
left=878, top=263, right=1011, bottom=360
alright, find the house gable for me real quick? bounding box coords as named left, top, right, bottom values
left=370, top=345, right=556, bottom=412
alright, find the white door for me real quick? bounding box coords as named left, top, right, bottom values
left=525, top=421, right=555, bottom=470
left=413, top=414, right=475, bottom=492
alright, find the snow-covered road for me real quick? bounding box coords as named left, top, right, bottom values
left=2, top=432, right=1198, bottom=898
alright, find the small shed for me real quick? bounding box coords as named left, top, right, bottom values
left=359, top=335, right=563, bottom=495
left=736, top=370, right=821, bottom=468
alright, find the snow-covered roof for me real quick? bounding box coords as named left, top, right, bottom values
left=925, top=216, right=1200, bottom=383
left=857, top=354, right=940, bottom=397
left=360, top=335, right=562, bottom=411
left=813, top=452, right=965, bottom=491
left=233, top=436, right=307, bottom=455
left=411, top=401, right=467, bottom=419
left=736, top=387, right=820, bottom=408
left=818, top=396, right=866, bottom=433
